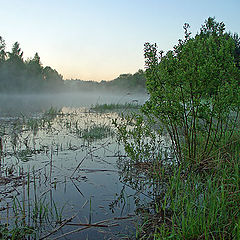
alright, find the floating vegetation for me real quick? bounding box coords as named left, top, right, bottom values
left=81, top=124, right=114, bottom=141
left=91, top=102, right=141, bottom=112
left=43, top=106, right=62, bottom=117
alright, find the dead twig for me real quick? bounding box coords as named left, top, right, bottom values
left=66, top=223, right=119, bottom=227
left=51, top=218, right=115, bottom=240
left=51, top=214, right=134, bottom=240
left=39, top=212, right=78, bottom=240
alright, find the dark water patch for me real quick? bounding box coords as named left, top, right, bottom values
left=0, top=105, right=152, bottom=239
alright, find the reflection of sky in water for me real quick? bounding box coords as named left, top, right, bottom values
left=0, top=92, right=148, bottom=116
left=0, top=104, right=151, bottom=239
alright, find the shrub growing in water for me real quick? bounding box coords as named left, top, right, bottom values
left=143, top=17, right=240, bottom=166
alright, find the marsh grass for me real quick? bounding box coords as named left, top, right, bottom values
left=157, top=149, right=239, bottom=239
left=80, top=123, right=114, bottom=141
left=116, top=114, right=240, bottom=239
left=91, top=102, right=140, bottom=112
left=0, top=171, right=66, bottom=240
left=0, top=223, right=34, bottom=240
left=43, top=106, right=62, bottom=117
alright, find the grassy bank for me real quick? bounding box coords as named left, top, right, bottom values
left=141, top=142, right=239, bottom=239
left=115, top=114, right=240, bottom=239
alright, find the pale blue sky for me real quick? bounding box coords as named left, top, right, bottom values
left=0, top=0, right=239, bottom=81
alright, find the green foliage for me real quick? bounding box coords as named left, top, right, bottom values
left=143, top=17, right=240, bottom=164
left=105, top=69, right=146, bottom=91
left=81, top=123, right=113, bottom=141
left=0, top=224, right=34, bottom=240
left=9, top=42, right=23, bottom=60
left=114, top=17, right=240, bottom=239
left=113, top=113, right=163, bottom=163
left=150, top=143, right=240, bottom=240
left=0, top=36, right=6, bottom=62
left=43, top=66, right=63, bottom=85
left=91, top=102, right=140, bottom=112
left=116, top=111, right=240, bottom=240
left=0, top=38, right=64, bottom=93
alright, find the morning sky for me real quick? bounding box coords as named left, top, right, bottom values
left=0, top=0, right=239, bottom=81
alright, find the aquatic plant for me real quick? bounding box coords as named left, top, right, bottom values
left=81, top=123, right=113, bottom=141
left=91, top=102, right=140, bottom=112
left=0, top=168, right=66, bottom=239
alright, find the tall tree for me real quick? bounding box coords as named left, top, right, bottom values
left=8, top=42, right=24, bottom=62
left=43, top=66, right=64, bottom=90
left=26, top=52, right=42, bottom=75
left=25, top=52, right=44, bottom=90
left=0, top=36, right=6, bottom=63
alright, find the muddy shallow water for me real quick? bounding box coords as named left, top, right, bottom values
left=0, top=93, right=152, bottom=239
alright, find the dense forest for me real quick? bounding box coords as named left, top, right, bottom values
left=0, top=37, right=65, bottom=93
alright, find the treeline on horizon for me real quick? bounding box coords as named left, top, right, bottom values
left=65, top=69, right=147, bottom=93
left=0, top=36, right=147, bottom=94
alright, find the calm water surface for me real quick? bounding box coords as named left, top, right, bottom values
left=0, top=93, right=152, bottom=239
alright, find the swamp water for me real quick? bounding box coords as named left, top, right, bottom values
left=0, top=93, right=157, bottom=240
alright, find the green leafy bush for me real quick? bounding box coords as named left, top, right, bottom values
left=143, top=17, right=240, bottom=165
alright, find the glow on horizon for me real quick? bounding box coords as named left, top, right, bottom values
left=0, top=0, right=239, bottom=81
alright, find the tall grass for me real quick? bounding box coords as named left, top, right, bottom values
left=1, top=175, right=65, bottom=239
left=116, top=114, right=240, bottom=239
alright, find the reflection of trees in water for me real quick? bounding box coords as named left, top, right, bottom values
left=114, top=113, right=177, bottom=217
left=117, top=155, right=171, bottom=212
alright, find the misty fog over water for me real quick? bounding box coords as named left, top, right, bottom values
left=0, top=91, right=149, bottom=116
